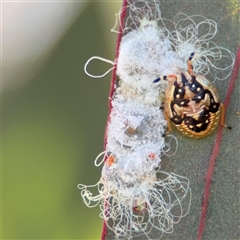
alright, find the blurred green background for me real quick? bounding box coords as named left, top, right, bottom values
left=2, top=1, right=121, bottom=239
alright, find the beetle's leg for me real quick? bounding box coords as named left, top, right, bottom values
left=153, top=75, right=177, bottom=83
left=164, top=110, right=172, bottom=134
left=159, top=103, right=172, bottom=135
left=220, top=103, right=232, bottom=129
left=187, top=52, right=195, bottom=75
left=220, top=103, right=225, bottom=126
left=165, top=75, right=178, bottom=81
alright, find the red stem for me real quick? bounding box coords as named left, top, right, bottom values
left=197, top=46, right=240, bottom=240
left=101, top=1, right=128, bottom=240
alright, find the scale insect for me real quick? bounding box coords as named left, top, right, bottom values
left=79, top=3, right=191, bottom=238
left=154, top=53, right=229, bottom=138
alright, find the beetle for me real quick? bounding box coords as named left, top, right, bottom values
left=154, top=53, right=229, bottom=138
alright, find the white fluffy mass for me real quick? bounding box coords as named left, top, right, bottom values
left=80, top=20, right=191, bottom=240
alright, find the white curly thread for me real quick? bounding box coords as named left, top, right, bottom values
left=78, top=169, right=191, bottom=239
left=84, top=56, right=115, bottom=78
left=79, top=1, right=235, bottom=239
left=163, top=135, right=179, bottom=157
left=112, top=5, right=235, bottom=82
left=94, top=151, right=107, bottom=167
left=169, top=13, right=235, bottom=82
left=111, top=0, right=163, bottom=34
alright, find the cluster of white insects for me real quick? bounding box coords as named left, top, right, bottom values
left=78, top=1, right=234, bottom=239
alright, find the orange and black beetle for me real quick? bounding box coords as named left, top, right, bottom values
left=154, top=53, right=228, bottom=138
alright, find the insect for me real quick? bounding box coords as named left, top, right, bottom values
left=154, top=52, right=228, bottom=138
